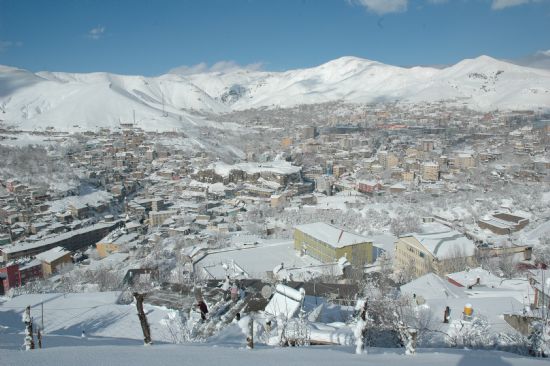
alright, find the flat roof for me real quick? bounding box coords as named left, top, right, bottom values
left=36, top=246, right=71, bottom=263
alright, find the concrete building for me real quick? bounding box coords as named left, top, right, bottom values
left=478, top=212, right=529, bottom=235
left=376, top=151, right=399, bottom=169
left=96, top=232, right=139, bottom=258
left=148, top=210, right=178, bottom=227
left=394, top=223, right=477, bottom=279
left=422, top=139, right=434, bottom=152
left=0, top=221, right=120, bottom=262
left=421, top=162, right=440, bottom=182
left=294, top=222, right=374, bottom=266
left=357, top=180, right=382, bottom=194
left=402, top=171, right=415, bottom=183
left=36, top=246, right=72, bottom=277
left=451, top=153, right=475, bottom=170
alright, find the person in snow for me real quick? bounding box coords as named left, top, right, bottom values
left=221, top=276, right=230, bottom=300
left=239, top=284, right=246, bottom=301
left=197, top=300, right=208, bottom=321
left=230, top=283, right=239, bottom=303
left=444, top=306, right=451, bottom=323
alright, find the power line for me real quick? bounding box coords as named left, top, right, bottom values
left=0, top=303, right=118, bottom=310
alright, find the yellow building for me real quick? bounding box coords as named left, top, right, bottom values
left=35, top=246, right=72, bottom=277
left=281, top=137, right=293, bottom=148
left=420, top=162, right=439, bottom=181
left=402, top=171, right=415, bottom=183
left=294, top=222, right=374, bottom=266
left=96, top=232, right=140, bottom=258
left=387, top=153, right=399, bottom=169
left=96, top=242, right=120, bottom=258
left=394, top=224, right=477, bottom=279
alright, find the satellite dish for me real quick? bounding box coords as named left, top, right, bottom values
left=261, top=285, right=273, bottom=300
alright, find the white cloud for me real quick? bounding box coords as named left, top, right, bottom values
left=88, top=25, right=105, bottom=40
left=0, top=41, right=12, bottom=52
left=350, top=0, right=408, bottom=14
left=491, top=0, right=535, bottom=10
left=0, top=40, right=23, bottom=52
left=509, top=49, right=550, bottom=70
left=168, top=60, right=264, bottom=75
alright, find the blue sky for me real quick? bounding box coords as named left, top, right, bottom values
left=0, top=0, right=549, bottom=75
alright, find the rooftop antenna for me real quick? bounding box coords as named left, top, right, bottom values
left=337, top=229, right=344, bottom=244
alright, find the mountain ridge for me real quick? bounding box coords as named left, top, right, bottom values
left=1, top=55, right=549, bottom=131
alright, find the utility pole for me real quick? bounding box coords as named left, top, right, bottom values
left=37, top=327, right=42, bottom=349
left=247, top=316, right=254, bottom=349
left=41, top=302, right=44, bottom=331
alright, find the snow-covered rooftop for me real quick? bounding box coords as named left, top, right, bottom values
left=35, top=246, right=71, bottom=263
left=294, top=222, right=371, bottom=249
left=401, top=272, right=467, bottom=300
left=409, top=223, right=476, bottom=259
left=209, top=161, right=301, bottom=177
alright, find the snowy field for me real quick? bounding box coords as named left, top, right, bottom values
left=0, top=292, right=172, bottom=350
left=197, top=240, right=324, bottom=279
left=2, top=344, right=549, bottom=366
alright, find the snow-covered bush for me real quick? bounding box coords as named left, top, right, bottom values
left=528, top=321, right=549, bottom=357
left=354, top=299, right=369, bottom=354
left=447, top=315, right=494, bottom=349
left=160, top=310, right=192, bottom=344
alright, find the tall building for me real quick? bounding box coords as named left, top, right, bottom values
left=422, top=139, right=434, bottom=152
left=421, top=162, right=440, bottom=181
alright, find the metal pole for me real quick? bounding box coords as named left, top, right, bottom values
left=41, top=302, right=44, bottom=331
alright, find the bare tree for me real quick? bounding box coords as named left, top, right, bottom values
left=438, top=245, right=474, bottom=275
left=498, top=253, right=519, bottom=279
left=534, top=236, right=550, bottom=266
left=133, top=293, right=152, bottom=345
left=390, top=215, right=420, bottom=237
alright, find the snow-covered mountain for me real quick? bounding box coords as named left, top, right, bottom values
left=184, top=55, right=550, bottom=112
left=1, top=55, right=549, bottom=131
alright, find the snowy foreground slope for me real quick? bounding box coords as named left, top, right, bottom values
left=1, top=55, right=549, bottom=131
left=0, top=292, right=174, bottom=348
left=1, top=292, right=548, bottom=366
left=3, top=344, right=549, bottom=366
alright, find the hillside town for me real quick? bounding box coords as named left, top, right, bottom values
left=0, top=101, right=549, bottom=358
